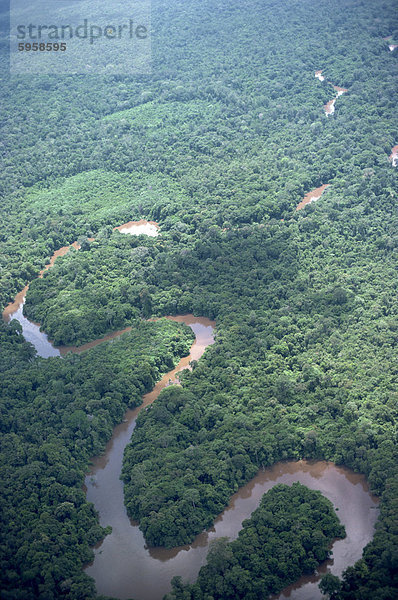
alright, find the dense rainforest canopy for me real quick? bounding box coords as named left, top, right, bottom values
left=0, top=0, right=397, bottom=599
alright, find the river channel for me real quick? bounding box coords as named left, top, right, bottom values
left=296, top=184, right=329, bottom=210
left=324, top=86, right=348, bottom=116
left=2, top=241, right=81, bottom=357
left=314, top=71, right=348, bottom=115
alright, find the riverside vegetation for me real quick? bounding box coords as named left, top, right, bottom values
left=164, top=483, right=346, bottom=600
left=0, top=0, right=397, bottom=599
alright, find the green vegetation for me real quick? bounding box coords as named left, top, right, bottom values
left=0, top=0, right=397, bottom=598
left=103, top=100, right=222, bottom=129
left=165, top=483, right=345, bottom=600
left=0, top=169, right=188, bottom=310
left=0, top=319, right=194, bottom=599
left=24, top=233, right=160, bottom=346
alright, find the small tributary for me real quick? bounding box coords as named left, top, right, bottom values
left=324, top=86, right=348, bottom=116
left=296, top=184, right=329, bottom=210
left=2, top=241, right=81, bottom=357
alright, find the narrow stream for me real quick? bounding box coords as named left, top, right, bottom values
left=2, top=286, right=61, bottom=357
left=324, top=86, right=348, bottom=116
left=314, top=71, right=348, bottom=115
left=1, top=241, right=81, bottom=357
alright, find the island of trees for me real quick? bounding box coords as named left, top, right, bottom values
left=165, top=483, right=346, bottom=600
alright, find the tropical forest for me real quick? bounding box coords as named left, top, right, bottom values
left=0, top=0, right=397, bottom=599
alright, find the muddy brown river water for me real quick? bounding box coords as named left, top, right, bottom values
left=314, top=71, right=348, bottom=115
left=2, top=241, right=81, bottom=357
left=2, top=221, right=158, bottom=357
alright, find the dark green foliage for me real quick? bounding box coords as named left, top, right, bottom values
left=24, top=223, right=297, bottom=345
left=164, top=483, right=345, bottom=600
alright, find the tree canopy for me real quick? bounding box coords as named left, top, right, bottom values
left=0, top=0, right=397, bottom=598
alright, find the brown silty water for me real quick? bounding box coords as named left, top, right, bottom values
left=296, top=184, right=329, bottom=210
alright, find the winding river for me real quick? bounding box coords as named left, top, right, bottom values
left=314, top=71, right=348, bottom=115
left=2, top=242, right=81, bottom=357
left=84, top=318, right=378, bottom=600
left=3, top=223, right=379, bottom=600
left=324, top=86, right=348, bottom=116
